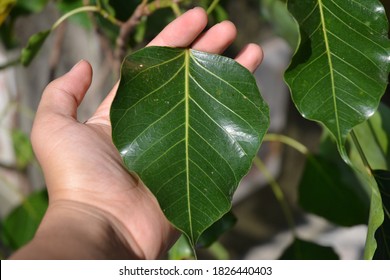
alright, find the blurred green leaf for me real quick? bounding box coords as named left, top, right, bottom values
left=299, top=154, right=369, bottom=226
left=107, top=0, right=140, bottom=21
left=197, top=211, right=237, bottom=248
left=168, top=235, right=195, bottom=260
left=15, top=0, right=49, bottom=13
left=213, top=5, right=229, bottom=22
left=279, top=238, right=339, bottom=260
left=0, top=189, right=48, bottom=250
left=351, top=103, right=390, bottom=170
left=57, top=0, right=92, bottom=29
left=0, top=0, right=15, bottom=26
left=372, top=170, right=390, bottom=259
left=11, top=129, right=34, bottom=170
left=364, top=173, right=383, bottom=259
left=345, top=103, right=390, bottom=259
left=20, top=29, right=50, bottom=66
left=260, top=0, right=299, bottom=48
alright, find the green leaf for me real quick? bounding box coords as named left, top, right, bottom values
left=0, top=189, right=48, bottom=250
left=372, top=170, right=390, bottom=259
left=345, top=104, right=390, bottom=258
left=298, top=154, right=369, bottom=226
left=351, top=103, right=390, bottom=170
left=11, top=128, right=34, bottom=170
left=15, top=0, right=49, bottom=13
left=364, top=173, right=383, bottom=259
left=279, top=238, right=339, bottom=259
left=0, top=0, right=15, bottom=26
left=197, top=211, right=237, bottom=248
left=111, top=46, right=269, bottom=246
left=20, top=29, right=50, bottom=66
left=57, top=0, right=92, bottom=29
left=260, top=0, right=299, bottom=48
left=168, top=235, right=195, bottom=260
left=285, top=0, right=390, bottom=158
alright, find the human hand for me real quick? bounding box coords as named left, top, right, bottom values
left=12, top=7, right=263, bottom=259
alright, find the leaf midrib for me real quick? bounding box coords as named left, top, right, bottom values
left=318, top=0, right=342, bottom=145
left=184, top=49, right=194, bottom=244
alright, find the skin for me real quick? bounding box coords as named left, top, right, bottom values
left=11, top=7, right=263, bottom=260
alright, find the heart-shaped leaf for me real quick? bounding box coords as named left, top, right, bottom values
left=111, top=46, right=269, bottom=245
left=285, top=0, right=390, bottom=158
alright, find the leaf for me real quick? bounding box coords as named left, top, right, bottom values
left=168, top=235, right=195, bottom=260
left=11, top=128, right=34, bottom=170
left=351, top=103, right=390, bottom=170
left=279, top=238, right=339, bottom=259
left=298, top=154, right=369, bottom=226
left=345, top=104, right=390, bottom=259
left=372, top=170, right=390, bottom=259
left=285, top=0, right=390, bottom=158
left=111, top=46, right=269, bottom=246
left=0, top=0, right=15, bottom=26
left=20, top=29, right=50, bottom=66
left=196, top=211, right=237, bottom=248
left=0, top=189, right=48, bottom=250
left=363, top=173, right=383, bottom=259
left=260, top=0, right=299, bottom=48
left=15, top=0, right=49, bottom=13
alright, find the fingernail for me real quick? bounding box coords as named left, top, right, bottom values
left=70, top=59, right=85, bottom=71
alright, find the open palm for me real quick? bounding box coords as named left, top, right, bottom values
left=26, top=8, right=262, bottom=259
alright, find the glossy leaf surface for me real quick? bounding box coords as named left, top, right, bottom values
left=286, top=0, right=390, bottom=157
left=111, top=47, right=269, bottom=245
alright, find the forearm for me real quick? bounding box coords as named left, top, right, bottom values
left=10, top=201, right=137, bottom=259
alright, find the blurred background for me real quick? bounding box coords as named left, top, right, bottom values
left=0, top=0, right=389, bottom=259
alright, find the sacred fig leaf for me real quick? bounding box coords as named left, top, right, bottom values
left=110, top=46, right=269, bottom=246
left=285, top=0, right=390, bottom=158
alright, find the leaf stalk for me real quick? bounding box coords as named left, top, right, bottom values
left=253, top=156, right=297, bottom=237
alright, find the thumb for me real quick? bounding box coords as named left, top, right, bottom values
left=36, top=60, right=93, bottom=120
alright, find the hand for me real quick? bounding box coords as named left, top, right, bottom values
left=12, top=7, right=263, bottom=259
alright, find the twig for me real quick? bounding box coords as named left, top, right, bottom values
left=0, top=162, right=21, bottom=172
left=207, top=0, right=221, bottom=15
left=253, top=156, right=297, bottom=237
left=114, top=0, right=148, bottom=71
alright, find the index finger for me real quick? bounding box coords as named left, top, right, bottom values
left=147, top=7, right=207, bottom=48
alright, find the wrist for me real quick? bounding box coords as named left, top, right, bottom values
left=11, top=200, right=138, bottom=259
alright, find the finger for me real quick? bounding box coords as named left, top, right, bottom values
left=234, top=43, right=264, bottom=73
left=147, top=7, right=207, bottom=47
left=36, top=60, right=93, bottom=119
left=191, top=21, right=237, bottom=54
